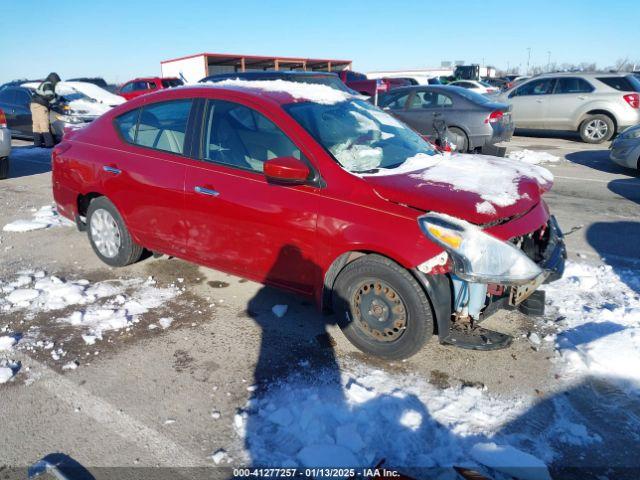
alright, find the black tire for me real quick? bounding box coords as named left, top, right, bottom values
left=0, top=157, right=8, bottom=180
left=447, top=127, right=469, bottom=152
left=332, top=254, right=434, bottom=360
left=86, top=196, right=143, bottom=267
left=579, top=114, right=614, bottom=144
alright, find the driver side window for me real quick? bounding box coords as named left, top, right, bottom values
left=511, top=78, right=555, bottom=97
left=202, top=100, right=301, bottom=173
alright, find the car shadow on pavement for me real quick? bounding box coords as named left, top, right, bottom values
left=514, top=129, right=583, bottom=143
left=7, top=146, right=52, bottom=179
left=608, top=177, right=640, bottom=204
left=586, top=221, right=640, bottom=293
left=564, top=150, right=628, bottom=174
left=239, top=245, right=640, bottom=479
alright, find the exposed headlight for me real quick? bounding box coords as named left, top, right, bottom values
left=418, top=212, right=542, bottom=285
left=620, top=127, right=640, bottom=140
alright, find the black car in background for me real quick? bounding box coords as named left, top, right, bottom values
left=200, top=70, right=358, bottom=94
left=0, top=85, right=34, bottom=138
left=379, top=85, right=514, bottom=153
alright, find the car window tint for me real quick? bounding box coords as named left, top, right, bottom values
left=161, top=79, right=183, bottom=88
left=120, top=83, right=134, bottom=93
left=203, top=100, right=301, bottom=172
left=0, top=89, right=15, bottom=103
left=135, top=100, right=192, bottom=154
left=596, top=76, right=635, bottom=92
left=512, top=78, right=555, bottom=96
left=436, top=93, right=453, bottom=106
left=346, top=71, right=367, bottom=82
left=15, top=89, right=31, bottom=105
left=132, top=81, right=148, bottom=91
left=114, top=109, right=140, bottom=143
left=554, top=78, right=594, bottom=94
left=383, top=93, right=409, bottom=109
left=409, top=91, right=437, bottom=109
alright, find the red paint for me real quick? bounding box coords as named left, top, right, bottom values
left=264, top=157, right=310, bottom=183
left=116, top=77, right=182, bottom=101
left=52, top=85, right=553, bottom=309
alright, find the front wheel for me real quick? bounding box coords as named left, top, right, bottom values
left=332, top=254, right=434, bottom=360
left=86, top=197, right=144, bottom=267
left=579, top=114, right=614, bottom=143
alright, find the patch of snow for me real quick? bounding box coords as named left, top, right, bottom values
left=364, top=153, right=553, bottom=208
left=543, top=262, right=640, bottom=390
left=0, top=367, right=14, bottom=383
left=0, top=336, right=17, bottom=351
left=470, top=442, right=552, bottom=480
left=3, top=205, right=73, bottom=232
left=476, top=200, right=497, bottom=215
left=272, top=305, right=288, bottom=318
left=210, top=79, right=354, bottom=105
left=211, top=449, right=229, bottom=465
left=62, top=361, right=78, bottom=370
left=158, top=317, right=174, bottom=329
left=507, top=149, right=560, bottom=165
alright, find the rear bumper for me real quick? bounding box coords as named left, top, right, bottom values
left=469, top=121, right=515, bottom=150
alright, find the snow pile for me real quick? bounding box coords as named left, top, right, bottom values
left=365, top=153, right=553, bottom=208
left=543, top=262, right=640, bottom=389
left=507, top=149, right=560, bottom=165
left=470, top=443, right=552, bottom=480
left=236, top=364, right=553, bottom=474
left=0, top=271, right=180, bottom=342
left=3, top=205, right=73, bottom=232
left=0, top=336, right=17, bottom=351
left=211, top=79, right=354, bottom=105
left=58, top=81, right=124, bottom=107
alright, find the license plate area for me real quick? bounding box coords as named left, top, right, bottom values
left=509, top=273, right=547, bottom=306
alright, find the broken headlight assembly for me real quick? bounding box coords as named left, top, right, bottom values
left=418, top=212, right=542, bottom=285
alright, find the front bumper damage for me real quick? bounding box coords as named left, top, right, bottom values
left=413, top=215, right=567, bottom=350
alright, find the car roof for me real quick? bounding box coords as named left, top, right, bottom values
left=534, top=72, right=632, bottom=79
left=201, top=71, right=339, bottom=82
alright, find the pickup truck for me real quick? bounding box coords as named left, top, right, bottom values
left=336, top=71, right=412, bottom=103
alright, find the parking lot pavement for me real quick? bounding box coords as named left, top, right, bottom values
left=0, top=136, right=639, bottom=474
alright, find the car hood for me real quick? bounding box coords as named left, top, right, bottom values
left=360, top=153, right=553, bottom=224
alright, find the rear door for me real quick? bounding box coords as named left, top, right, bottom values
left=546, top=77, right=595, bottom=129
left=183, top=98, right=320, bottom=294
left=107, top=99, right=197, bottom=256
left=507, top=78, right=556, bottom=128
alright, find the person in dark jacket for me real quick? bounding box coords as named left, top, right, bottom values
left=30, top=72, right=60, bottom=148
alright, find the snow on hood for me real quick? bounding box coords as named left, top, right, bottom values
left=361, top=152, right=553, bottom=222
left=57, top=81, right=124, bottom=107
left=210, top=79, right=355, bottom=105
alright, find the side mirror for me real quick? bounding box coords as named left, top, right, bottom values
left=264, top=157, right=310, bottom=185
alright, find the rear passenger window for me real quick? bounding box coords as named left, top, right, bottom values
left=436, top=93, right=453, bottom=106
left=554, top=78, right=594, bottom=94
left=202, top=100, right=301, bottom=172
left=135, top=100, right=192, bottom=154
left=114, top=109, right=139, bottom=143
left=596, top=77, right=635, bottom=92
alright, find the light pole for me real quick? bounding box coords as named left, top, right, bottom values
left=526, top=48, right=531, bottom=75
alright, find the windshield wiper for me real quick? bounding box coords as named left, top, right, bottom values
left=352, top=168, right=380, bottom=174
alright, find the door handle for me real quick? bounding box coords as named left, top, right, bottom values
left=195, top=186, right=219, bottom=197
left=103, top=166, right=121, bottom=174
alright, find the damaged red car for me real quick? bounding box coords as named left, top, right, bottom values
left=52, top=80, right=566, bottom=359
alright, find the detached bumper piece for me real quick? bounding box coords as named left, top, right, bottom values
left=440, top=325, right=512, bottom=351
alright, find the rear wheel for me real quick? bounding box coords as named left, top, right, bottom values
left=332, top=254, right=433, bottom=360
left=579, top=114, right=614, bottom=143
left=0, top=157, right=8, bottom=180
left=447, top=127, right=469, bottom=152
left=86, top=197, right=143, bottom=267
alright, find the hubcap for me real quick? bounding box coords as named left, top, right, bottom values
left=90, top=209, right=121, bottom=258
left=353, top=280, right=407, bottom=342
left=585, top=119, right=608, bottom=140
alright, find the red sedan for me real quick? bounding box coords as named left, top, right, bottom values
left=116, top=76, right=183, bottom=101
left=52, top=81, right=566, bottom=359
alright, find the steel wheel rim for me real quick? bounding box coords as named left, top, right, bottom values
left=352, top=280, right=407, bottom=342
left=90, top=209, right=121, bottom=258
left=585, top=119, right=608, bottom=140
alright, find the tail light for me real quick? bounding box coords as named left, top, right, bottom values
left=0, top=108, right=6, bottom=128
left=623, top=93, right=639, bottom=109
left=485, top=110, right=504, bottom=124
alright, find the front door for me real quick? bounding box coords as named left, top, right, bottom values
left=183, top=99, right=320, bottom=294
left=507, top=78, right=556, bottom=128
left=545, top=77, right=594, bottom=130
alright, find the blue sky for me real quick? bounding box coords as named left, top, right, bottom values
left=1, top=0, right=638, bottom=84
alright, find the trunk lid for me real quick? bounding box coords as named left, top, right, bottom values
left=361, top=153, right=553, bottom=224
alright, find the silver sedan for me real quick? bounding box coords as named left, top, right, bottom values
left=610, top=124, right=640, bottom=170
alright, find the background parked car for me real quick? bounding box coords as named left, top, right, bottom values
left=448, top=80, right=499, bottom=95
left=0, top=85, right=34, bottom=138
left=379, top=85, right=514, bottom=152
left=0, top=107, right=11, bottom=179
left=610, top=124, right=640, bottom=170
left=200, top=71, right=357, bottom=94
left=116, top=77, right=183, bottom=100
left=336, top=70, right=412, bottom=102
left=67, top=77, right=118, bottom=93
left=503, top=75, right=531, bottom=90
left=500, top=72, right=640, bottom=143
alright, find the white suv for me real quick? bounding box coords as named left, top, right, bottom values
left=500, top=73, right=640, bottom=143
